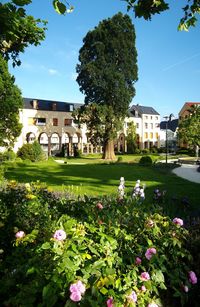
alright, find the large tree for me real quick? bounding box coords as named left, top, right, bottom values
left=0, top=0, right=46, bottom=66
left=74, top=12, right=138, bottom=160
left=53, top=0, right=200, bottom=30
left=0, top=54, right=23, bottom=147
left=178, top=104, right=200, bottom=154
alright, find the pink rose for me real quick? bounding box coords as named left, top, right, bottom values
left=135, top=257, right=142, bottom=265
left=127, top=291, right=137, bottom=302
left=53, top=229, right=66, bottom=241
left=96, top=202, right=103, bottom=210
left=183, top=285, right=189, bottom=292
left=141, top=272, right=150, bottom=281
left=107, top=297, right=114, bottom=307
left=188, top=271, right=197, bottom=284
left=70, top=291, right=82, bottom=302
left=69, top=280, right=86, bottom=302
left=145, top=247, right=157, bottom=260
left=173, top=218, right=183, bottom=226
left=15, top=231, right=25, bottom=239
left=141, top=285, right=146, bottom=292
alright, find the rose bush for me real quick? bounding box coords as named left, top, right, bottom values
left=0, top=181, right=198, bottom=306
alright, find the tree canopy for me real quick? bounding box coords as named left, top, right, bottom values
left=0, top=54, right=23, bottom=147
left=74, top=13, right=138, bottom=160
left=53, top=0, right=200, bottom=31
left=178, top=104, right=200, bottom=149
left=0, top=0, right=47, bottom=66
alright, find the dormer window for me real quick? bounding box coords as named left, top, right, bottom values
left=69, top=104, right=74, bottom=112
left=33, top=99, right=38, bottom=109
left=52, top=103, right=57, bottom=111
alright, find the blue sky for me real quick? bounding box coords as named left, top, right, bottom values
left=8, top=0, right=200, bottom=118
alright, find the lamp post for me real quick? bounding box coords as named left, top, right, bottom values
left=163, top=114, right=174, bottom=164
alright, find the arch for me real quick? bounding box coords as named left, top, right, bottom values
left=38, top=132, right=48, bottom=152
left=26, top=132, right=36, bottom=144
left=38, top=132, right=48, bottom=144
left=118, top=133, right=126, bottom=152
left=62, top=132, right=70, bottom=144
left=72, top=133, right=79, bottom=144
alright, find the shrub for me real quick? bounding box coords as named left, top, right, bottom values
left=117, top=156, right=123, bottom=163
left=0, top=181, right=198, bottom=306
left=134, top=148, right=141, bottom=154
left=139, top=155, right=153, bottom=166
left=17, top=141, right=45, bottom=162
left=142, top=148, right=150, bottom=154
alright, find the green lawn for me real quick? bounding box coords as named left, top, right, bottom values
left=3, top=156, right=200, bottom=215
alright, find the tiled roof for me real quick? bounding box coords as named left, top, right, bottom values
left=23, top=98, right=83, bottom=112
left=129, top=104, right=160, bottom=116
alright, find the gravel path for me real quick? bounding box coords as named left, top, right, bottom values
left=172, top=164, right=200, bottom=184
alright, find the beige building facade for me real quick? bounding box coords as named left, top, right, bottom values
left=12, top=98, right=161, bottom=155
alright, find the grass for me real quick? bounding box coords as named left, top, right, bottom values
left=3, top=155, right=200, bottom=216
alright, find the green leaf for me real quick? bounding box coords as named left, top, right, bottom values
left=12, top=0, right=32, bottom=6
left=53, top=0, right=66, bottom=15
left=100, top=287, right=108, bottom=295
left=41, top=242, right=51, bottom=250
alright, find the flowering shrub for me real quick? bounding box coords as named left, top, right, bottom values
left=0, top=181, right=198, bottom=306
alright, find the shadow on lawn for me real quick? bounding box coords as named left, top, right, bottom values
left=4, top=161, right=200, bottom=217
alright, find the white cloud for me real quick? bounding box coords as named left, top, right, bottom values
left=48, top=68, right=59, bottom=75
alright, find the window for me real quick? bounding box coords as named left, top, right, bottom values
left=150, top=116, right=153, bottom=120
left=64, top=118, right=72, bottom=126
left=136, top=123, right=139, bottom=129
left=150, top=132, right=153, bottom=139
left=145, top=123, right=148, bottom=129
left=69, top=104, right=74, bottom=112
left=52, top=103, right=57, bottom=111
left=145, top=115, right=148, bottom=119
left=53, top=118, right=58, bottom=126
left=150, top=123, right=153, bottom=129
left=144, top=132, right=148, bottom=139
left=36, top=118, right=46, bottom=126
left=155, top=116, right=159, bottom=120
left=156, top=132, right=159, bottom=139
left=155, top=123, right=160, bottom=128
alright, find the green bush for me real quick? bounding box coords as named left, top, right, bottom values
left=17, top=141, right=45, bottom=162
left=142, top=148, right=150, bottom=154
left=0, top=181, right=198, bottom=306
left=117, top=156, right=123, bottom=163
left=139, top=155, right=153, bottom=166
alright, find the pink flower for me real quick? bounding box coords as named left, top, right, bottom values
left=70, top=280, right=86, bottom=294
left=69, top=280, right=86, bottom=302
left=141, top=272, right=150, bottom=281
left=15, top=231, right=25, bottom=239
left=146, top=220, right=154, bottom=227
left=173, top=218, right=183, bottom=226
left=107, top=297, right=114, bottom=307
left=127, top=291, right=137, bottom=302
left=70, top=291, right=82, bottom=302
left=135, top=257, right=142, bottom=265
left=141, top=285, right=146, bottom=292
left=183, top=285, right=189, bottom=292
left=188, top=271, right=197, bottom=284
left=145, top=247, right=157, bottom=260
left=53, top=229, right=66, bottom=241
left=148, top=303, right=158, bottom=307
left=96, top=202, right=103, bottom=210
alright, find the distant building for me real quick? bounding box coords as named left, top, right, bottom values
left=160, top=118, right=178, bottom=152
left=11, top=98, right=161, bottom=155
left=119, top=104, right=161, bottom=151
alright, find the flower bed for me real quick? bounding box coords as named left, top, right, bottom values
left=0, top=181, right=198, bottom=306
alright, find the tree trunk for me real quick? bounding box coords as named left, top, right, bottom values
left=102, top=139, right=116, bottom=160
